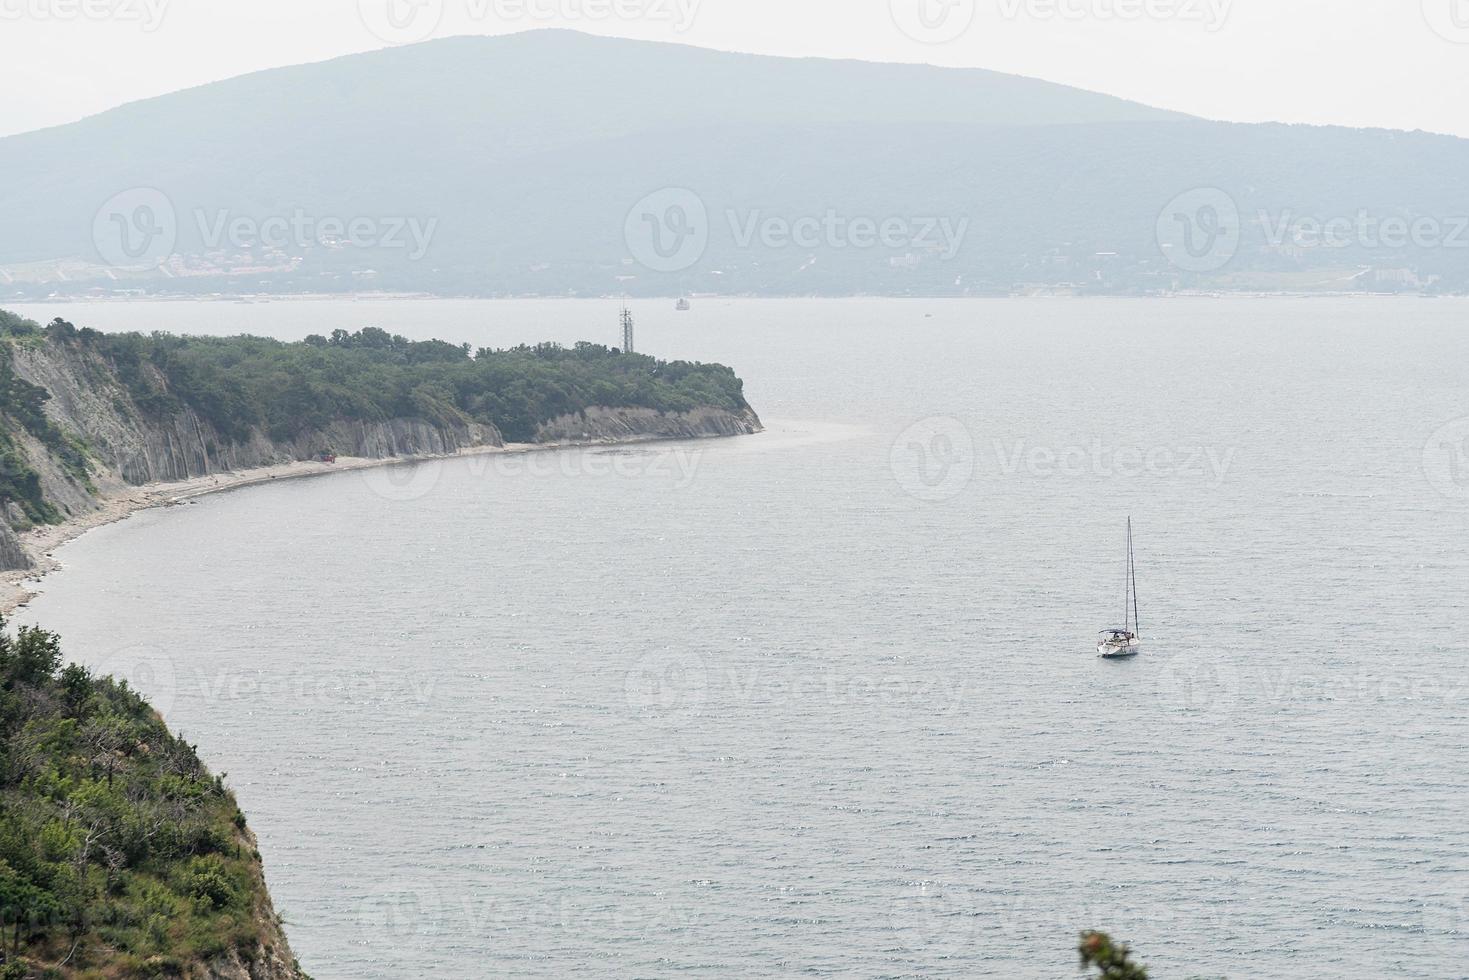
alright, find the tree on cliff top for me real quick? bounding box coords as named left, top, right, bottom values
left=64, top=326, right=749, bottom=445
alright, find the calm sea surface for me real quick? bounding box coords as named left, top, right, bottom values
left=13, top=297, right=1469, bottom=978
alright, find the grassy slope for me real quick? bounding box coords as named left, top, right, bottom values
left=0, top=620, right=305, bottom=978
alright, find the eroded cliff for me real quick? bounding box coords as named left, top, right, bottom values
left=0, top=330, right=761, bottom=572
left=535, top=405, right=764, bottom=443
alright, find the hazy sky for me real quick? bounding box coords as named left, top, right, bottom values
left=1, top=0, right=1467, bottom=139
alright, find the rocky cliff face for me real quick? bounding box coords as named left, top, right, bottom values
left=534, top=405, right=763, bottom=443
left=11, top=340, right=505, bottom=489
left=202, top=945, right=305, bottom=980
left=0, top=338, right=508, bottom=573
left=0, top=520, right=29, bottom=569
left=0, top=338, right=761, bottom=572
left=187, top=825, right=308, bottom=980
left=202, top=829, right=309, bottom=980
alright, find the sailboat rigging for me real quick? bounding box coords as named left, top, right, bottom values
left=1098, top=518, right=1142, bottom=659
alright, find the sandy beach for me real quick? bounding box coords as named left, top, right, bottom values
left=0, top=441, right=540, bottom=616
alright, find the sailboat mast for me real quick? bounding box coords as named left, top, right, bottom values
left=1123, top=518, right=1131, bottom=632
left=1128, top=518, right=1140, bottom=636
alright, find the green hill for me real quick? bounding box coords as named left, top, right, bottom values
left=2, top=30, right=1465, bottom=296
left=0, top=619, right=308, bottom=978
left=0, top=309, right=759, bottom=571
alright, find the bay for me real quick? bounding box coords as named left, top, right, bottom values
left=14, top=297, right=1469, bottom=978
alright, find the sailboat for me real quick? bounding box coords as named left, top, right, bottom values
left=1098, top=518, right=1142, bottom=659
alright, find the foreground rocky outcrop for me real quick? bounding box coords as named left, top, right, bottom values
left=192, top=826, right=308, bottom=980
left=0, top=622, right=311, bottom=979
left=202, top=856, right=309, bottom=980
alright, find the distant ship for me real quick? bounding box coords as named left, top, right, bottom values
left=675, top=297, right=691, bottom=311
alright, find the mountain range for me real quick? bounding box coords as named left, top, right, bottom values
left=2, top=30, right=1467, bottom=297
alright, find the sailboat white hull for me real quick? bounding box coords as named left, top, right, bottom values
left=1098, top=638, right=1141, bottom=659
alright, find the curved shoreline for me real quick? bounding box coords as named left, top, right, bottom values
left=0, top=432, right=738, bottom=615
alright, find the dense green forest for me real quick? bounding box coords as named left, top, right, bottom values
left=0, top=619, right=304, bottom=978
left=26, top=316, right=749, bottom=445
left=0, top=311, right=751, bottom=529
